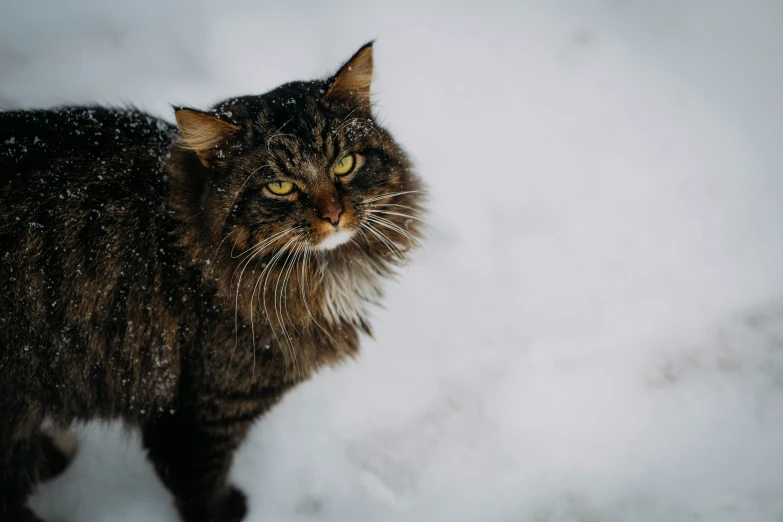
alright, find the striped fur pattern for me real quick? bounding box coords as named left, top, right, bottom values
left=0, top=42, right=424, bottom=521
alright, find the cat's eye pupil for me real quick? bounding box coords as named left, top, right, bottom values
left=333, top=154, right=355, bottom=176
left=267, top=181, right=294, bottom=195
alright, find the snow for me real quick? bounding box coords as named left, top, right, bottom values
left=1, top=0, right=782, bottom=520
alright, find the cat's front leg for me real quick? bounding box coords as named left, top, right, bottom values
left=142, top=406, right=253, bottom=522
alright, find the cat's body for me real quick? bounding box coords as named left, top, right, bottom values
left=0, top=43, right=423, bottom=522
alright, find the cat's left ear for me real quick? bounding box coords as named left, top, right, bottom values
left=174, top=108, right=240, bottom=167
left=325, top=41, right=374, bottom=110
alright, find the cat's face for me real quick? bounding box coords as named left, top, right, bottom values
left=173, top=43, right=423, bottom=264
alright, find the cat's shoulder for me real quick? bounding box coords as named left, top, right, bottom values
left=0, top=106, right=176, bottom=146
left=0, top=105, right=177, bottom=166
left=0, top=105, right=173, bottom=129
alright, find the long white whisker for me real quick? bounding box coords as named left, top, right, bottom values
left=301, top=248, right=347, bottom=358
left=283, top=242, right=306, bottom=340
left=233, top=232, right=290, bottom=324
left=281, top=242, right=305, bottom=381
left=365, top=202, right=420, bottom=212
left=230, top=227, right=291, bottom=262
left=274, top=239, right=301, bottom=381
left=228, top=248, right=266, bottom=371
left=363, top=215, right=423, bottom=246
left=355, top=226, right=395, bottom=265
left=359, top=208, right=429, bottom=225
left=355, top=226, right=373, bottom=250
left=228, top=227, right=296, bottom=374
left=210, top=229, right=236, bottom=267
left=359, top=190, right=421, bottom=205
left=255, top=235, right=299, bottom=379
left=232, top=229, right=295, bottom=335
left=361, top=222, right=406, bottom=261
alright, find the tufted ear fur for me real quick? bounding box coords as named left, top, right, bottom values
left=174, top=108, right=240, bottom=167
left=325, top=42, right=374, bottom=109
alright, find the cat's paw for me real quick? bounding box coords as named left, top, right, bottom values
left=217, top=486, right=248, bottom=522
left=180, top=486, right=247, bottom=522
left=9, top=506, right=47, bottom=522
left=37, top=428, right=78, bottom=481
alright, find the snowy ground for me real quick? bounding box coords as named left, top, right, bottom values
left=2, top=0, right=783, bottom=520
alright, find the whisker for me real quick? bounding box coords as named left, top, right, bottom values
left=230, top=228, right=294, bottom=276
left=366, top=222, right=407, bottom=257
left=359, top=205, right=438, bottom=234
left=363, top=214, right=423, bottom=246
left=281, top=242, right=305, bottom=380
left=355, top=226, right=398, bottom=269
left=268, top=132, right=299, bottom=144
left=220, top=163, right=273, bottom=238
left=232, top=230, right=293, bottom=325
left=231, top=230, right=290, bottom=261
left=215, top=229, right=236, bottom=254
left=300, top=248, right=348, bottom=358
left=273, top=238, right=301, bottom=381
left=361, top=222, right=406, bottom=262
left=266, top=117, right=295, bottom=154
left=228, top=228, right=298, bottom=374
left=228, top=246, right=268, bottom=372
left=255, top=235, right=299, bottom=379
left=282, top=242, right=305, bottom=339
left=359, top=208, right=429, bottom=225
left=335, top=107, right=360, bottom=130
left=232, top=228, right=296, bottom=349
left=364, top=202, right=421, bottom=213
left=359, top=190, right=422, bottom=205
left=354, top=226, right=373, bottom=251
left=207, top=229, right=236, bottom=276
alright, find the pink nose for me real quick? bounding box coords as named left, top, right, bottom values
left=322, top=206, right=342, bottom=225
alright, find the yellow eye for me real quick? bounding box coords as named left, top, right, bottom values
left=267, top=181, right=295, bottom=195
left=333, top=154, right=355, bottom=176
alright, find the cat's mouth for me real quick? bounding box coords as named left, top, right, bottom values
left=315, top=229, right=355, bottom=251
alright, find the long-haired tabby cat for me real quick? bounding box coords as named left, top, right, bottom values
left=0, top=42, right=424, bottom=522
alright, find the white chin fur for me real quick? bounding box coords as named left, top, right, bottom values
left=317, top=229, right=355, bottom=251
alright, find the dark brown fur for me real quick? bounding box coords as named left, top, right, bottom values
left=0, top=43, right=424, bottom=521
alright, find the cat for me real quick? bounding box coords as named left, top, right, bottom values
left=0, top=42, right=424, bottom=522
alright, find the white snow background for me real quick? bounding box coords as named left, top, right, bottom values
left=2, top=0, right=783, bottom=520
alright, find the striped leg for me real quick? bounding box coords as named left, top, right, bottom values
left=1, top=436, right=45, bottom=522
left=1, top=409, right=74, bottom=522
left=142, top=408, right=251, bottom=522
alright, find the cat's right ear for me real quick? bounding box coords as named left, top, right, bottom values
left=174, top=107, right=240, bottom=167
left=325, top=42, right=374, bottom=110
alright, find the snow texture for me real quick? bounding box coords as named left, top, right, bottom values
left=1, top=0, right=782, bottom=520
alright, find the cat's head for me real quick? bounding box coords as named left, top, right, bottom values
left=168, top=43, right=424, bottom=324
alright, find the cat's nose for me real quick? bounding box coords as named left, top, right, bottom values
left=321, top=206, right=342, bottom=226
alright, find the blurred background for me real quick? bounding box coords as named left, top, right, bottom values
left=2, top=0, right=783, bottom=520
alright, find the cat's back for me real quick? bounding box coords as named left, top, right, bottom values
left=0, top=106, right=176, bottom=240
left=0, top=107, right=188, bottom=416
left=0, top=106, right=180, bottom=329
left=0, top=106, right=176, bottom=181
